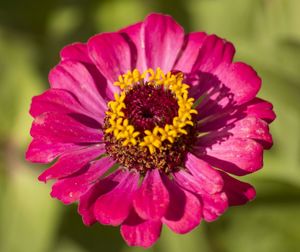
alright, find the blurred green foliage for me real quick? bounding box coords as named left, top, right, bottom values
left=0, top=0, right=299, bottom=251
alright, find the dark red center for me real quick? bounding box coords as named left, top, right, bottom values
left=123, top=84, right=179, bottom=133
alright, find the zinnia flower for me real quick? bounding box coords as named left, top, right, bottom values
left=26, top=13, right=275, bottom=247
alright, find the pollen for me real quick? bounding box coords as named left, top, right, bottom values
left=104, top=68, right=198, bottom=155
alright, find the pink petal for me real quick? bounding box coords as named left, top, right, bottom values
left=187, top=71, right=235, bottom=118
left=38, top=144, right=105, bottom=182
left=213, top=62, right=261, bottom=105
left=201, top=192, right=228, bottom=222
left=29, top=89, right=98, bottom=121
left=88, top=32, right=131, bottom=87
left=243, top=98, right=276, bottom=123
left=192, top=34, right=235, bottom=73
left=49, top=60, right=107, bottom=120
left=174, top=32, right=207, bottom=73
left=143, top=13, right=184, bottom=72
left=198, top=115, right=273, bottom=149
left=220, top=171, right=256, bottom=206
left=194, top=138, right=264, bottom=176
left=162, top=176, right=202, bottom=234
left=51, top=157, right=115, bottom=204
left=78, top=170, right=123, bottom=226
left=26, top=139, right=79, bottom=163
left=173, top=170, right=206, bottom=194
left=185, top=153, right=223, bottom=194
left=133, top=169, right=169, bottom=220
left=121, top=210, right=162, bottom=248
left=174, top=171, right=228, bottom=222
left=94, top=170, right=139, bottom=226
left=30, top=112, right=103, bottom=143
left=119, top=22, right=147, bottom=72
left=60, top=42, right=92, bottom=63
left=228, top=116, right=273, bottom=149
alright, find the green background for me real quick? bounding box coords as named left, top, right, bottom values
left=0, top=0, right=299, bottom=251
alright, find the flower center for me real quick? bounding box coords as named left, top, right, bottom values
left=103, top=68, right=198, bottom=174
left=123, top=84, right=179, bottom=132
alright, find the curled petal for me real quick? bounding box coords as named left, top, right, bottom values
left=78, top=170, right=123, bottom=226
left=162, top=176, right=202, bottom=234
left=243, top=98, right=276, bottom=123
left=94, top=171, right=139, bottom=226
left=201, top=192, right=228, bottom=222
left=133, top=169, right=169, bottom=220
left=220, top=171, right=256, bottom=206
left=121, top=210, right=162, bottom=248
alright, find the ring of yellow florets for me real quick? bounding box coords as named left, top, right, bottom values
left=104, top=68, right=198, bottom=154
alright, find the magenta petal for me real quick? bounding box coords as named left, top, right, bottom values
left=185, top=153, right=223, bottom=194
left=174, top=32, right=207, bottom=73
left=26, top=139, right=79, bottom=163
left=88, top=32, right=132, bottom=87
left=192, top=34, right=235, bottom=73
left=133, top=169, right=169, bottom=220
left=78, top=170, right=123, bottom=226
left=38, top=145, right=105, bottom=182
left=214, top=62, right=261, bottom=105
left=121, top=210, right=162, bottom=248
left=174, top=170, right=206, bottom=194
left=119, top=22, right=147, bottom=72
left=174, top=171, right=228, bottom=222
left=220, top=171, right=256, bottom=206
left=196, top=138, right=264, bottom=176
left=229, top=116, right=273, bottom=149
left=162, top=176, right=202, bottom=234
left=30, top=112, right=103, bottom=143
left=244, top=98, right=276, bottom=123
left=201, top=192, right=228, bottom=222
left=49, top=60, right=107, bottom=119
left=60, top=42, right=92, bottom=63
left=143, top=13, right=184, bottom=72
left=50, top=157, right=115, bottom=204
left=94, top=171, right=139, bottom=226
left=29, top=89, right=97, bottom=121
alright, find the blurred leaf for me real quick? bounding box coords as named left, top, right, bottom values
left=0, top=164, right=62, bottom=252
left=188, top=0, right=259, bottom=39
left=47, top=6, right=82, bottom=40
left=0, top=28, right=42, bottom=148
left=93, top=0, right=150, bottom=32
left=51, top=204, right=125, bottom=252
left=157, top=225, right=212, bottom=252
left=206, top=182, right=300, bottom=252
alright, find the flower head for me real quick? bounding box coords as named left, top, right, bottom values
left=26, top=13, right=275, bottom=248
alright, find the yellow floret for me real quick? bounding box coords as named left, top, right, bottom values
left=105, top=116, right=123, bottom=136
left=116, top=119, right=140, bottom=146
left=114, top=69, right=145, bottom=89
left=140, top=127, right=162, bottom=154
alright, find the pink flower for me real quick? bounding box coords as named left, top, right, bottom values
left=26, top=13, right=275, bottom=248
